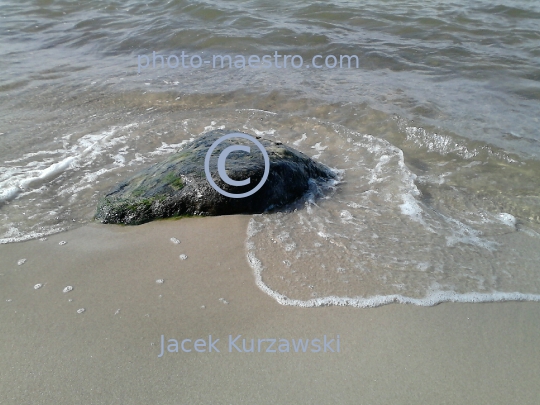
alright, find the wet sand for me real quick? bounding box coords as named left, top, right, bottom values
left=1, top=216, right=539, bottom=404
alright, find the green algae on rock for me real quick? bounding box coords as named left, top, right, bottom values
left=95, top=129, right=336, bottom=225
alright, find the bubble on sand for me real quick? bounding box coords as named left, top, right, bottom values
left=63, top=286, right=73, bottom=293
left=218, top=298, right=229, bottom=304
left=59, top=241, right=67, bottom=246
left=170, top=237, right=181, bottom=244
left=156, top=279, right=164, bottom=284
left=17, top=259, right=26, bottom=266
left=179, top=254, right=188, bottom=260
left=77, top=308, right=85, bottom=314
left=114, top=309, right=120, bottom=315
left=6, top=299, right=12, bottom=302
left=201, top=305, right=205, bottom=309
left=34, top=283, right=42, bottom=290
left=68, top=299, right=73, bottom=302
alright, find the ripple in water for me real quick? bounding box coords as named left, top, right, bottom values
left=243, top=114, right=540, bottom=307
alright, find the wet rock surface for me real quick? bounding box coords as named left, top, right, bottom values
left=95, top=129, right=336, bottom=225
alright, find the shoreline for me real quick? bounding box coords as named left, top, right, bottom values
left=1, top=216, right=540, bottom=404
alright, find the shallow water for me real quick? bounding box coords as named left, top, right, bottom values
left=1, top=0, right=539, bottom=305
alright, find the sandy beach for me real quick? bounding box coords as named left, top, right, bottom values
left=2, top=0, right=540, bottom=403
left=1, top=216, right=539, bottom=405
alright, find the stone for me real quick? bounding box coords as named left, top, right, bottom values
left=95, top=129, right=336, bottom=225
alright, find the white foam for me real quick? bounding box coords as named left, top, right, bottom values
left=311, top=142, right=327, bottom=159
left=402, top=124, right=517, bottom=163
left=404, top=125, right=479, bottom=159
left=0, top=226, right=64, bottom=244
left=252, top=128, right=276, bottom=137
left=238, top=108, right=277, bottom=116
left=246, top=218, right=263, bottom=238
left=0, top=124, right=138, bottom=205
left=18, top=156, right=77, bottom=191
left=293, top=134, right=307, bottom=146
left=247, top=243, right=540, bottom=307
left=0, top=186, right=20, bottom=202
left=399, top=193, right=424, bottom=223
left=0, top=227, right=65, bottom=244
left=340, top=210, right=353, bottom=221
left=497, top=213, right=516, bottom=228
left=202, top=123, right=225, bottom=133
left=149, top=141, right=190, bottom=156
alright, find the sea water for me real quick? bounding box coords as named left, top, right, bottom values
left=1, top=0, right=539, bottom=305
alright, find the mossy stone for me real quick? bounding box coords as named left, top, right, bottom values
left=95, top=129, right=336, bottom=225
